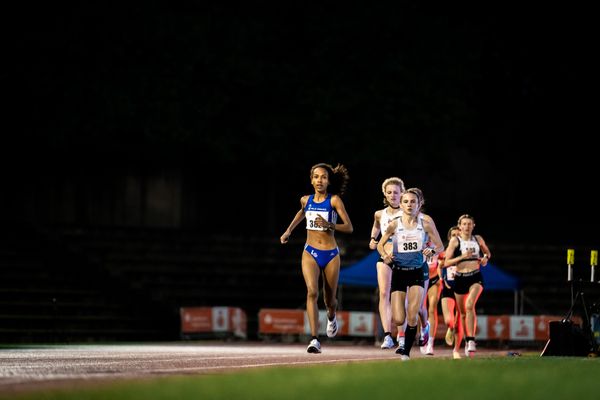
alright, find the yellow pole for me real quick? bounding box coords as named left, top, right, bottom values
left=567, top=249, right=574, bottom=282
left=591, top=250, right=598, bottom=283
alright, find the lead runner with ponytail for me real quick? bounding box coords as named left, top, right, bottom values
left=280, top=163, right=353, bottom=353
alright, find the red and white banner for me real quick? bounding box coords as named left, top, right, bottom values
left=475, top=315, right=565, bottom=340
left=183, top=307, right=568, bottom=342
left=180, top=306, right=247, bottom=339
left=259, top=308, right=305, bottom=334
left=259, top=309, right=377, bottom=337
left=259, top=308, right=566, bottom=342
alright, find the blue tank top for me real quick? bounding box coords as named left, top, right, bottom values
left=304, top=194, right=338, bottom=231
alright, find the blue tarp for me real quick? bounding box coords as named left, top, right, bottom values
left=480, top=262, right=521, bottom=291
left=338, top=251, right=380, bottom=288
left=339, top=250, right=520, bottom=291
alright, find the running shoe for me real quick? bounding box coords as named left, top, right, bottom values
left=418, top=321, right=430, bottom=346
left=395, top=342, right=410, bottom=360
left=452, top=350, right=462, bottom=359
left=466, top=340, right=476, bottom=357
left=445, top=327, right=454, bottom=346
left=425, top=340, right=434, bottom=355
left=326, top=315, right=338, bottom=338
left=380, top=334, right=395, bottom=349
left=307, top=338, right=321, bottom=354
left=396, top=336, right=405, bottom=354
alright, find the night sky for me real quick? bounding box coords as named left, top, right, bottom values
left=4, top=3, right=598, bottom=247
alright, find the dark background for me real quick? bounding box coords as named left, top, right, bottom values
left=3, top=3, right=598, bottom=248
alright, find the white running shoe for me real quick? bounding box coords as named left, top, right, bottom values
left=465, top=340, right=477, bottom=357
left=307, top=338, right=321, bottom=354
left=452, top=350, right=462, bottom=359
left=381, top=334, right=395, bottom=349
left=425, top=340, right=434, bottom=355
left=399, top=354, right=410, bottom=361
left=326, top=315, right=338, bottom=338
left=445, top=327, right=454, bottom=346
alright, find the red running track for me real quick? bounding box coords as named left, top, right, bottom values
left=0, top=341, right=514, bottom=394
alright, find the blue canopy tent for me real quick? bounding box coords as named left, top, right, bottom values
left=338, top=251, right=380, bottom=287
left=339, top=251, right=522, bottom=313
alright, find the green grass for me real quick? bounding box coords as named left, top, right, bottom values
left=4, top=354, right=600, bottom=400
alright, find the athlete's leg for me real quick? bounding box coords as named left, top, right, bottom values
left=376, top=261, right=393, bottom=333
left=453, top=292, right=466, bottom=354
left=321, top=254, right=340, bottom=320
left=427, top=279, right=442, bottom=342
left=301, top=251, right=321, bottom=337
left=465, top=283, right=483, bottom=337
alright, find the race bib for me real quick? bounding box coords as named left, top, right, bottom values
left=396, top=233, right=424, bottom=253
left=306, top=211, right=328, bottom=231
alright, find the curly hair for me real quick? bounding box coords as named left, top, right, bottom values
left=310, top=163, right=350, bottom=196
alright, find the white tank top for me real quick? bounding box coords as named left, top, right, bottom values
left=379, top=207, right=401, bottom=242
